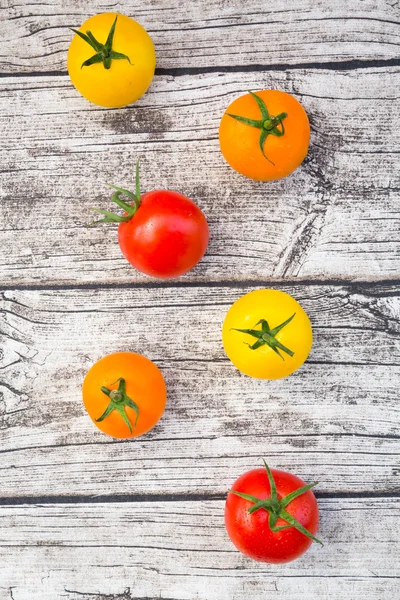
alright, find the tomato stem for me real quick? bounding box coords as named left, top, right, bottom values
left=229, top=460, right=322, bottom=545
left=227, top=91, right=288, bottom=165
left=231, top=313, right=296, bottom=360
left=97, top=377, right=139, bottom=434
left=70, top=16, right=133, bottom=70
left=90, top=159, right=141, bottom=226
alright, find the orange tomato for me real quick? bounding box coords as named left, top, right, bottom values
left=82, top=352, right=167, bottom=439
left=219, top=90, right=310, bottom=181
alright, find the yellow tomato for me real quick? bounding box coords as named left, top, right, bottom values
left=67, top=13, right=156, bottom=108
left=222, top=289, right=312, bottom=379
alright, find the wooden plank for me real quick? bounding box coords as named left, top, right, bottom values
left=1, top=69, right=399, bottom=284
left=1, top=0, right=399, bottom=73
left=1, top=283, right=399, bottom=497
left=0, top=498, right=399, bottom=599
left=1, top=1, right=399, bottom=596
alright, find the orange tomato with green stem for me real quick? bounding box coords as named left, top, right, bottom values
left=82, top=352, right=167, bottom=439
left=219, top=90, right=310, bottom=181
left=68, top=13, right=156, bottom=108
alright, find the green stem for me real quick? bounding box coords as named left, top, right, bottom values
left=231, top=313, right=296, bottom=360
left=71, top=16, right=133, bottom=70
left=227, top=91, right=288, bottom=165
left=229, top=460, right=322, bottom=545
left=90, top=159, right=141, bottom=227
left=96, top=377, right=140, bottom=434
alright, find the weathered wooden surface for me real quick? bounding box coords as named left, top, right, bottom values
left=1, top=0, right=400, bottom=73
left=1, top=283, right=399, bottom=497
left=1, top=0, right=400, bottom=598
left=1, top=68, right=400, bottom=283
left=0, top=498, right=399, bottom=600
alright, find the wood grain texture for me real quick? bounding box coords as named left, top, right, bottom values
left=1, top=283, right=399, bottom=497
left=1, top=0, right=400, bottom=74
left=0, top=498, right=399, bottom=600
left=1, top=68, right=400, bottom=284
left=1, top=0, right=400, bottom=596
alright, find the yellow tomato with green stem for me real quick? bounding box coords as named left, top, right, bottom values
left=68, top=13, right=156, bottom=108
left=222, top=289, right=312, bottom=379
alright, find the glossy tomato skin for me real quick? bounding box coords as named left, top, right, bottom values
left=82, top=352, right=167, bottom=439
left=225, top=468, right=319, bottom=563
left=68, top=13, right=156, bottom=108
left=219, top=90, right=310, bottom=181
left=118, top=190, right=209, bottom=279
left=222, top=289, right=312, bottom=379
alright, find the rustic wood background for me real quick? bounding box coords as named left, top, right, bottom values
left=1, top=0, right=400, bottom=598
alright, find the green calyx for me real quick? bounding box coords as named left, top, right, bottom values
left=232, top=312, right=295, bottom=360
left=229, top=460, right=322, bottom=545
left=96, top=377, right=139, bottom=434
left=227, top=90, right=288, bottom=165
left=71, top=16, right=132, bottom=70
left=90, top=159, right=141, bottom=226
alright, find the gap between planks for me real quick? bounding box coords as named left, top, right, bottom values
left=2, top=57, right=400, bottom=79
left=1, top=489, right=399, bottom=506
left=1, top=277, right=400, bottom=293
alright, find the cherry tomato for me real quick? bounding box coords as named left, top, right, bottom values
left=222, top=289, right=312, bottom=379
left=82, top=352, right=167, bottom=439
left=225, top=461, right=321, bottom=563
left=92, top=161, right=209, bottom=279
left=219, top=90, right=310, bottom=180
left=68, top=13, right=156, bottom=108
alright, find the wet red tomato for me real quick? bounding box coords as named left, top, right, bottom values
left=118, top=189, right=209, bottom=279
left=92, top=161, right=209, bottom=279
left=225, top=461, right=321, bottom=563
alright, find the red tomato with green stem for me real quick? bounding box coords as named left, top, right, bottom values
left=225, top=460, right=321, bottom=563
left=92, top=160, right=209, bottom=279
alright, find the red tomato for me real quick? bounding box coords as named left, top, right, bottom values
left=225, top=461, right=321, bottom=563
left=92, top=161, right=209, bottom=279
left=118, top=190, right=209, bottom=278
